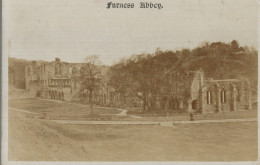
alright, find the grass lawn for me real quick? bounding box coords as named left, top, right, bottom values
left=9, top=109, right=258, bottom=161
left=8, top=98, right=119, bottom=114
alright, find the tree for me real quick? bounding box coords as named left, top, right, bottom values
left=108, top=66, right=137, bottom=107
left=8, top=67, right=15, bottom=93
left=231, top=40, right=239, bottom=51
left=108, top=41, right=258, bottom=114
left=79, top=55, right=102, bottom=114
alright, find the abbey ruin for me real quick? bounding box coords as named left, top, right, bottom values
left=25, top=58, right=252, bottom=114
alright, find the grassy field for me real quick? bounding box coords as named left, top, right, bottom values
left=8, top=98, right=258, bottom=161
left=9, top=108, right=258, bottom=161
left=9, top=98, right=119, bottom=115
left=9, top=98, right=257, bottom=121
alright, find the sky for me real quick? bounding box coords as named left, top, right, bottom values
left=5, top=0, right=258, bottom=65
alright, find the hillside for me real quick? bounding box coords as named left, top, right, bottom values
left=109, top=41, right=258, bottom=107
left=8, top=41, right=258, bottom=95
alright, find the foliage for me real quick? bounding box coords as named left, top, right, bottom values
left=8, top=58, right=31, bottom=89
left=109, top=41, right=258, bottom=110
left=36, top=90, right=42, bottom=97
left=79, top=55, right=103, bottom=113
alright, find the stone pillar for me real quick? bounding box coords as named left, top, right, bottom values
left=230, top=84, right=237, bottom=111
left=215, top=83, right=221, bottom=113
left=199, top=88, right=206, bottom=114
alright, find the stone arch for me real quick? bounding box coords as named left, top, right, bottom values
left=191, top=99, right=199, bottom=111
left=168, top=97, right=179, bottom=110
left=168, top=97, right=175, bottom=109
left=72, top=67, right=77, bottom=75
left=50, top=90, right=53, bottom=99
left=161, top=96, right=168, bottom=110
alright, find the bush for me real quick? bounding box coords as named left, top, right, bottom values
left=36, top=90, right=42, bottom=97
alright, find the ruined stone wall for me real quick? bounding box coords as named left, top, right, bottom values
left=159, top=70, right=204, bottom=112
left=234, top=81, right=252, bottom=110
left=25, top=58, right=83, bottom=99
left=25, top=62, right=41, bottom=96
left=201, top=84, right=218, bottom=114
left=202, top=79, right=252, bottom=113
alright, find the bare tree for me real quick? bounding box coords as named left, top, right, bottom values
left=80, top=55, right=102, bottom=114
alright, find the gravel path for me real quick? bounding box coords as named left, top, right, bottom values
left=51, top=118, right=257, bottom=127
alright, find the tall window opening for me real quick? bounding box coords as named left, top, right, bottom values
left=207, top=90, right=212, bottom=104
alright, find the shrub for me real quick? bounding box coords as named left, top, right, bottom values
left=36, top=90, right=42, bottom=97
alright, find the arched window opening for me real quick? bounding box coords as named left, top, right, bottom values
left=72, top=67, right=77, bottom=75
left=221, top=89, right=226, bottom=103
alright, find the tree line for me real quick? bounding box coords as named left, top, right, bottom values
left=106, top=40, right=258, bottom=111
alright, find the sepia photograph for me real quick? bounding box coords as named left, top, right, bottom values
left=2, top=0, right=259, bottom=164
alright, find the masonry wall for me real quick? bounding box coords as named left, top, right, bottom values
left=202, top=80, right=252, bottom=113
left=158, top=70, right=204, bottom=112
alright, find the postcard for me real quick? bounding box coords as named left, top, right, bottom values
left=2, top=0, right=259, bottom=164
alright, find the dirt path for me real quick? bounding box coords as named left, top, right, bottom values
left=116, top=109, right=127, bottom=116
left=8, top=107, right=38, bottom=115
left=51, top=118, right=257, bottom=127
left=53, top=120, right=161, bottom=125
left=173, top=118, right=257, bottom=124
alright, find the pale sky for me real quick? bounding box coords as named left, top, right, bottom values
left=6, top=0, right=258, bottom=65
